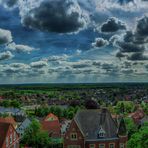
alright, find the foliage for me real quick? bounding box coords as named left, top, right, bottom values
left=141, top=102, right=148, bottom=115
left=0, top=99, right=21, bottom=108
left=35, top=106, right=80, bottom=119
left=125, top=117, right=137, bottom=138
left=85, top=99, right=99, bottom=109
left=115, top=101, right=135, bottom=114
left=21, top=119, right=51, bottom=147
left=127, top=122, right=148, bottom=148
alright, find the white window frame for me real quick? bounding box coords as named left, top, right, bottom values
left=109, top=143, right=115, bottom=148
left=70, top=133, right=77, bottom=140
left=120, top=143, right=125, bottom=148
left=6, top=137, right=9, bottom=147
left=10, top=134, right=12, bottom=144
left=14, top=132, right=16, bottom=140
left=99, top=144, right=105, bottom=148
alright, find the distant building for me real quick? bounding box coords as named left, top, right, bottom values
left=41, top=113, right=61, bottom=138
left=64, top=109, right=127, bottom=148
left=16, top=118, right=32, bottom=138
left=0, top=107, right=25, bottom=116
left=0, top=122, right=19, bottom=148
left=128, top=109, right=145, bottom=124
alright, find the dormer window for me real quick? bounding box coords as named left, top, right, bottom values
left=98, top=126, right=106, bottom=138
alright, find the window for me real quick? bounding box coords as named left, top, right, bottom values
left=99, top=144, right=105, bottom=148
left=6, top=137, right=9, bottom=147
left=90, top=144, right=95, bottom=148
left=120, top=143, right=124, bottom=148
left=70, top=133, right=77, bottom=140
left=109, top=143, right=115, bottom=148
left=10, top=134, right=12, bottom=144
left=14, top=132, right=16, bottom=140
left=67, top=145, right=80, bottom=148
left=98, top=127, right=105, bottom=138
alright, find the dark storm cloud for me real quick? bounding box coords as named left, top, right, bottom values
left=20, top=0, right=88, bottom=33
left=114, top=15, right=148, bottom=61
left=100, top=17, right=126, bottom=33
left=92, top=38, right=109, bottom=48
left=127, top=52, right=148, bottom=61
left=117, top=41, right=145, bottom=53
left=136, top=15, right=148, bottom=37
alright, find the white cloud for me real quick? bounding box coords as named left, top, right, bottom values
left=0, top=51, right=14, bottom=61
left=7, top=42, right=36, bottom=54
left=0, top=28, right=13, bottom=45
left=30, top=60, right=48, bottom=68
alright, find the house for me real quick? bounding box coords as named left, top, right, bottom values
left=128, top=109, right=145, bottom=124
left=0, top=122, right=19, bottom=148
left=0, top=107, right=26, bottom=116
left=64, top=109, right=128, bottom=148
left=0, top=96, right=3, bottom=101
left=41, top=113, right=61, bottom=138
left=0, top=117, right=17, bottom=129
left=16, top=118, right=32, bottom=138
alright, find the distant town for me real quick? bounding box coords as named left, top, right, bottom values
left=0, top=83, right=147, bottom=148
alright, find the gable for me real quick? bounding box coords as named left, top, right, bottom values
left=64, top=120, right=84, bottom=139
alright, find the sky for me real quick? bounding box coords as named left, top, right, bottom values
left=0, top=0, right=148, bottom=84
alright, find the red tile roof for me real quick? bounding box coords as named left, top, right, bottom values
left=44, top=113, right=59, bottom=121
left=42, top=113, right=61, bottom=138
left=0, top=117, right=17, bottom=128
left=129, top=109, right=145, bottom=124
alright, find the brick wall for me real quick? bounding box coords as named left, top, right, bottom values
left=64, top=120, right=84, bottom=148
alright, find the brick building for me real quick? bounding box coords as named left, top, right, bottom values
left=41, top=113, right=61, bottom=138
left=0, top=122, right=19, bottom=148
left=64, top=109, right=127, bottom=148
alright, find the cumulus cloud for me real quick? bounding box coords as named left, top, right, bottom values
left=127, top=52, right=148, bottom=61
left=117, top=0, right=135, bottom=5
left=0, top=0, right=18, bottom=9
left=0, top=51, right=14, bottom=61
left=114, top=15, right=148, bottom=61
left=0, top=28, right=13, bottom=45
left=47, top=54, right=69, bottom=62
left=19, top=0, right=89, bottom=33
left=30, top=60, right=48, bottom=68
left=92, top=38, right=109, bottom=48
left=136, top=15, right=148, bottom=36
left=100, top=17, right=126, bottom=33
left=7, top=42, right=36, bottom=54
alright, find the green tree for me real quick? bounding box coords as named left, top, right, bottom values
left=125, top=118, right=137, bottom=138
left=21, top=119, right=50, bottom=147
left=11, top=100, right=21, bottom=108
left=127, top=123, right=148, bottom=148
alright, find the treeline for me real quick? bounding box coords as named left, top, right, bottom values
left=0, top=99, right=21, bottom=108
left=35, top=106, right=81, bottom=119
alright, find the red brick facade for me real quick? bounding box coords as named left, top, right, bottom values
left=64, top=120, right=127, bottom=148
left=64, top=120, right=85, bottom=148
left=0, top=123, right=19, bottom=148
